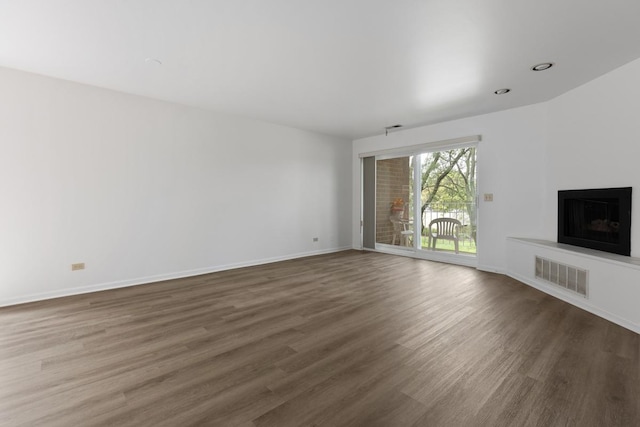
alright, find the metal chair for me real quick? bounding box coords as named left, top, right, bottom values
left=427, top=218, right=462, bottom=254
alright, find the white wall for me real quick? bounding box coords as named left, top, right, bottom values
left=0, top=66, right=352, bottom=306
left=352, top=103, right=549, bottom=272
left=546, top=57, right=640, bottom=255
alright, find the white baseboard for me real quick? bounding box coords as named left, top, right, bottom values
left=476, top=264, right=505, bottom=274
left=0, top=246, right=353, bottom=307
left=506, top=271, right=640, bottom=335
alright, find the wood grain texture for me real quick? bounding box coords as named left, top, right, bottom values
left=1, top=250, right=638, bottom=426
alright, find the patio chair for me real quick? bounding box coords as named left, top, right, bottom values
left=390, top=216, right=413, bottom=246
left=427, top=218, right=462, bottom=254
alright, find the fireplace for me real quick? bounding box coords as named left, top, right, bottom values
left=558, top=187, right=632, bottom=256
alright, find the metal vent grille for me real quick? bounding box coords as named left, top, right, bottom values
left=535, top=256, right=588, bottom=297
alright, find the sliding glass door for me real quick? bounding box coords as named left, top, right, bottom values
left=366, top=142, right=477, bottom=264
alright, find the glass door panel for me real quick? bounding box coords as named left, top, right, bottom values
left=419, top=147, right=477, bottom=255
left=375, top=156, right=415, bottom=248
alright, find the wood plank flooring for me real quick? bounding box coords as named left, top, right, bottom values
left=1, top=250, right=638, bottom=426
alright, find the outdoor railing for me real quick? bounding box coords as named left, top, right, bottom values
left=422, top=201, right=476, bottom=236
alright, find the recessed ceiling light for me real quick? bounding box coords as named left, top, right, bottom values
left=531, top=62, right=554, bottom=71
left=145, top=58, right=162, bottom=66
left=494, top=88, right=511, bottom=95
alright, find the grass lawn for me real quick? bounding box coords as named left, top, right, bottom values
left=420, top=236, right=476, bottom=254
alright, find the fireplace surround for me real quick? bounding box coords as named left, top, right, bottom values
left=558, top=187, right=632, bottom=256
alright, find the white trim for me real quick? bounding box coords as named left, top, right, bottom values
left=374, top=243, right=478, bottom=268
left=358, top=135, right=481, bottom=159
left=374, top=158, right=377, bottom=248
left=359, top=157, right=364, bottom=250
left=507, top=271, right=640, bottom=335
left=0, top=246, right=353, bottom=307
left=376, top=243, right=416, bottom=255
left=413, top=249, right=477, bottom=268
left=477, top=264, right=505, bottom=274
left=413, top=153, right=422, bottom=249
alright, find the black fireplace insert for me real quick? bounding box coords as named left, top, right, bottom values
left=558, top=187, right=632, bottom=256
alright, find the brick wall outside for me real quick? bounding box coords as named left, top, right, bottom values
left=375, top=157, right=410, bottom=244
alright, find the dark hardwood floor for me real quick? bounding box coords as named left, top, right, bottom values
left=1, top=250, right=638, bottom=426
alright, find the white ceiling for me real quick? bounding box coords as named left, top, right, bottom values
left=2, top=1, right=640, bottom=139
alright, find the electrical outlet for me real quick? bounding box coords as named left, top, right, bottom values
left=484, top=193, right=494, bottom=202
left=313, top=237, right=319, bottom=242
left=71, top=263, right=85, bottom=271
